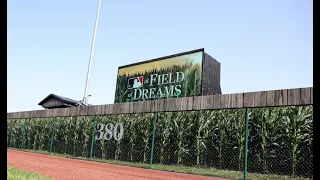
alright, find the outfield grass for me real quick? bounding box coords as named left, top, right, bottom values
left=7, top=166, right=53, bottom=180
left=8, top=148, right=312, bottom=180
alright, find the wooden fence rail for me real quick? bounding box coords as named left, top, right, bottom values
left=7, top=87, right=313, bottom=119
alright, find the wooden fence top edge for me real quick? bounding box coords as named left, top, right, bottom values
left=7, top=87, right=313, bottom=118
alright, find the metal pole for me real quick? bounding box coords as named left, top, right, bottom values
left=49, top=119, right=57, bottom=154
left=90, top=118, right=97, bottom=159
left=149, top=112, right=157, bottom=169
left=244, top=108, right=249, bottom=180
left=83, top=0, right=102, bottom=105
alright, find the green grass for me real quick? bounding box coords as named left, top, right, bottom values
left=7, top=166, right=53, bottom=180
left=8, top=148, right=312, bottom=180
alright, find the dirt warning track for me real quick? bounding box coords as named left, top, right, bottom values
left=7, top=149, right=229, bottom=180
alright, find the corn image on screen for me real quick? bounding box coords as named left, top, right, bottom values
left=114, top=51, right=203, bottom=103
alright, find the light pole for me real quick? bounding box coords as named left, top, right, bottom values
left=83, top=0, right=102, bottom=105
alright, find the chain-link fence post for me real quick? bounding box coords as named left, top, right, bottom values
left=149, top=112, right=157, bottom=169
left=49, top=118, right=57, bottom=154
left=90, top=117, right=97, bottom=159
left=243, top=108, right=249, bottom=180
left=20, top=119, right=28, bottom=149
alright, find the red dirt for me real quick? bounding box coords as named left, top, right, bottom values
left=7, top=149, right=230, bottom=180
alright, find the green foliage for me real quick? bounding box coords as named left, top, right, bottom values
left=7, top=106, right=313, bottom=179
left=7, top=166, right=53, bottom=180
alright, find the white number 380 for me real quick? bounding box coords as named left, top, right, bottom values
left=95, top=123, right=124, bottom=141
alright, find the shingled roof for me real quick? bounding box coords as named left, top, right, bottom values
left=38, top=94, right=86, bottom=109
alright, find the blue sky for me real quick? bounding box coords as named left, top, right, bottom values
left=7, top=0, right=313, bottom=112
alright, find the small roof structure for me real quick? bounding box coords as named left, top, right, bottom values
left=38, top=94, right=86, bottom=109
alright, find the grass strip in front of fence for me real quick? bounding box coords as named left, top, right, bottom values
left=7, top=165, right=53, bottom=180
left=8, top=148, right=312, bottom=180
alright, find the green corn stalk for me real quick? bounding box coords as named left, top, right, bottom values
left=32, top=120, right=40, bottom=150
left=10, top=119, right=15, bottom=148
left=302, top=107, right=313, bottom=176
left=11, top=119, right=19, bottom=148
left=231, top=109, right=245, bottom=171
left=158, top=113, right=173, bottom=164
left=72, top=117, right=81, bottom=156
left=138, top=113, right=153, bottom=163
left=8, top=120, right=13, bottom=147
left=260, top=109, right=268, bottom=173
left=40, top=118, right=52, bottom=151
left=253, top=108, right=270, bottom=173
left=7, top=120, right=12, bottom=147
left=173, top=112, right=193, bottom=165
left=7, top=121, right=9, bottom=146
left=256, top=107, right=283, bottom=173
left=129, top=115, right=137, bottom=162
left=52, top=119, right=59, bottom=153
left=196, top=110, right=213, bottom=166
left=15, top=119, right=25, bottom=149
left=80, top=116, right=92, bottom=157
left=10, top=120, right=16, bottom=148
left=97, top=115, right=107, bottom=159
left=100, top=139, right=106, bottom=159
left=60, top=117, right=72, bottom=154
left=115, top=139, right=121, bottom=160
left=38, top=118, right=46, bottom=150
left=217, top=110, right=231, bottom=168
left=115, top=115, right=126, bottom=160
left=285, top=106, right=312, bottom=176
left=25, top=119, right=32, bottom=150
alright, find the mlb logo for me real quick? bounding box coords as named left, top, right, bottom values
left=127, top=76, right=144, bottom=89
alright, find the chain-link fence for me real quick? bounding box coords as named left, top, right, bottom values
left=7, top=106, right=313, bottom=180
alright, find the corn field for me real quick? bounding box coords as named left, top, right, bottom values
left=7, top=106, right=313, bottom=179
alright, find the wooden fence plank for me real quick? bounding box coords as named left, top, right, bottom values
left=143, top=101, right=153, bottom=113
left=43, top=109, right=51, bottom=118
left=102, top=104, right=113, bottom=114
left=86, top=106, right=98, bottom=116
left=165, top=98, right=182, bottom=112
left=112, top=103, right=121, bottom=114
left=180, top=97, right=194, bottom=111
left=29, top=111, right=35, bottom=118
left=128, top=102, right=134, bottom=113
left=220, top=94, right=230, bottom=109
left=133, top=101, right=151, bottom=113
left=78, top=106, right=88, bottom=116
left=213, top=94, right=221, bottom=109
left=201, top=95, right=214, bottom=110
left=68, top=107, right=77, bottom=117
left=243, top=92, right=255, bottom=107
left=274, top=89, right=288, bottom=106
left=254, top=91, right=267, bottom=107
left=38, top=110, right=45, bottom=118
left=153, top=99, right=165, bottom=112
left=231, top=93, right=243, bottom=108
left=133, top=101, right=144, bottom=113
left=61, top=108, right=70, bottom=117
left=288, top=88, right=301, bottom=105
left=192, top=96, right=202, bottom=110
left=300, top=88, right=311, bottom=105
left=266, top=90, right=275, bottom=106
left=311, top=87, right=313, bottom=104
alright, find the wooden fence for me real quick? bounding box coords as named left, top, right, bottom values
left=7, top=87, right=313, bottom=119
